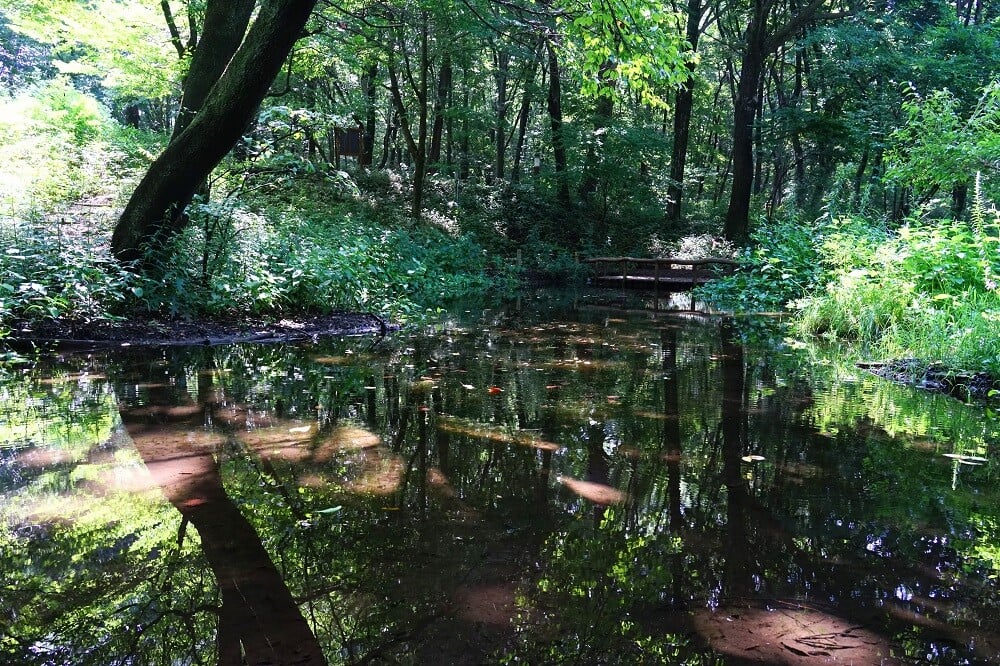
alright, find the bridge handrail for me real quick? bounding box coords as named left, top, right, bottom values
left=581, top=256, right=739, bottom=269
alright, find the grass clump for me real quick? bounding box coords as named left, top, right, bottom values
left=794, top=206, right=1000, bottom=376
left=0, top=220, right=140, bottom=336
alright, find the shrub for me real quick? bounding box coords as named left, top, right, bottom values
left=695, top=214, right=823, bottom=312
left=0, top=220, right=137, bottom=335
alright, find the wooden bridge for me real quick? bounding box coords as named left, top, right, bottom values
left=582, top=256, right=739, bottom=292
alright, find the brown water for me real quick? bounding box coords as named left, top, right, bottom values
left=2, top=291, right=999, bottom=665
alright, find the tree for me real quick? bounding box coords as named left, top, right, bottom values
left=111, top=0, right=319, bottom=267
left=886, top=82, right=1000, bottom=212
left=722, top=0, right=848, bottom=244
left=665, top=0, right=714, bottom=224
left=167, top=0, right=256, bottom=140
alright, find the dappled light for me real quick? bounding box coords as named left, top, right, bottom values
left=3, top=297, right=999, bottom=664
left=690, top=603, right=896, bottom=664
left=557, top=475, right=627, bottom=505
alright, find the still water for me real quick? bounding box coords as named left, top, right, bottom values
left=2, top=291, right=999, bottom=665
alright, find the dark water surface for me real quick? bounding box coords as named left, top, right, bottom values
left=2, top=291, right=999, bottom=665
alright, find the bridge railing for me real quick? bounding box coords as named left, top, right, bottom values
left=581, top=256, right=739, bottom=287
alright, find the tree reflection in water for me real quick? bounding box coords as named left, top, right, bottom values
left=2, top=293, right=999, bottom=664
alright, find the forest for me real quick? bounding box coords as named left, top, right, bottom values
left=0, top=0, right=998, bottom=371
left=2, top=3, right=1000, bottom=665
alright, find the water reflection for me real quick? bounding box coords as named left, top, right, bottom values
left=1, top=291, right=999, bottom=664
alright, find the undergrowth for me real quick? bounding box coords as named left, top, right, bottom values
left=698, top=194, right=1000, bottom=377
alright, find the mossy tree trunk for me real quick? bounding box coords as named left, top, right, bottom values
left=111, top=0, right=318, bottom=268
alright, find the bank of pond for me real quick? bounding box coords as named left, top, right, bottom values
left=1, top=290, right=998, bottom=664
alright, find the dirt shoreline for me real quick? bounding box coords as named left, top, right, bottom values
left=4, top=312, right=396, bottom=349
left=859, top=358, right=1000, bottom=403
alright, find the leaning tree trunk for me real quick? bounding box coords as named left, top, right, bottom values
left=170, top=0, right=256, bottom=140
left=111, top=0, right=319, bottom=267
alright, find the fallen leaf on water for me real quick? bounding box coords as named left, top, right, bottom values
left=741, top=455, right=766, bottom=462
left=462, top=384, right=476, bottom=390
left=488, top=386, right=504, bottom=394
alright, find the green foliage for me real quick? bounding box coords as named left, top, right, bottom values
left=886, top=82, right=1000, bottom=202
left=695, top=215, right=823, bottom=312
left=134, top=180, right=518, bottom=322
left=1, top=0, right=181, bottom=101
left=0, top=220, right=138, bottom=334
left=795, top=208, right=1000, bottom=374
left=0, top=78, right=115, bottom=214
left=557, top=0, right=690, bottom=107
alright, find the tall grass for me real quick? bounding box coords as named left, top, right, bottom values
left=794, top=203, right=1000, bottom=375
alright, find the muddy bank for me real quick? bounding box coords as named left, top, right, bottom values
left=859, top=358, right=1000, bottom=402
left=4, top=312, right=395, bottom=349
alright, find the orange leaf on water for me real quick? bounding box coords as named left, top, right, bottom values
left=487, top=386, right=504, bottom=394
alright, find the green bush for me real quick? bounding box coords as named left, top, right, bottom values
left=695, top=214, right=823, bottom=312
left=0, top=79, right=115, bottom=215
left=0, top=221, right=138, bottom=335
left=133, top=189, right=517, bottom=323
left=794, top=207, right=1000, bottom=375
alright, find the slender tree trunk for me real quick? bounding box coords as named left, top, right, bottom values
left=546, top=41, right=570, bottom=208
left=386, top=13, right=430, bottom=218
left=510, top=88, right=532, bottom=185
left=361, top=63, right=377, bottom=167
left=723, top=0, right=846, bottom=243
left=429, top=52, right=451, bottom=166
left=665, top=0, right=704, bottom=224
left=460, top=72, right=470, bottom=179
left=578, top=61, right=614, bottom=201
left=493, top=47, right=510, bottom=181
left=724, top=41, right=763, bottom=244
left=112, top=0, right=318, bottom=266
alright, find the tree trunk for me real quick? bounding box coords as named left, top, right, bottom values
left=724, top=41, right=763, bottom=244
left=386, top=13, right=430, bottom=218
left=665, top=0, right=705, bottom=224
left=111, top=0, right=319, bottom=267
left=493, top=47, right=510, bottom=181
left=171, top=0, right=256, bottom=141
left=546, top=41, right=570, bottom=209
left=361, top=63, right=378, bottom=167
left=577, top=61, right=614, bottom=201
left=428, top=52, right=452, bottom=166
left=510, top=88, right=532, bottom=186
left=723, top=0, right=846, bottom=243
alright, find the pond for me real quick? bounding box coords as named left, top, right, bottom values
left=2, top=290, right=999, bottom=665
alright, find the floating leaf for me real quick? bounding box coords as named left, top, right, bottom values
left=741, top=455, right=766, bottom=462
left=316, top=506, right=343, bottom=514
left=488, top=386, right=504, bottom=394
